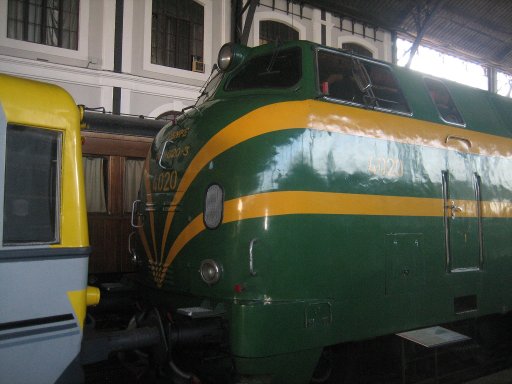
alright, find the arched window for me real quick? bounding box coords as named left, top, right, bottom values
left=342, top=43, right=373, bottom=58
left=157, top=110, right=182, bottom=123
left=151, top=0, right=204, bottom=72
left=259, top=20, right=298, bottom=45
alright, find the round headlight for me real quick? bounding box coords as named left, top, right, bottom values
left=200, top=259, right=222, bottom=285
left=218, top=43, right=234, bottom=71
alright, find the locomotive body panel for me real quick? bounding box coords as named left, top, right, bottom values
left=135, top=42, right=512, bottom=383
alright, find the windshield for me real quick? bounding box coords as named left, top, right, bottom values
left=197, top=70, right=223, bottom=105
left=226, top=47, right=302, bottom=91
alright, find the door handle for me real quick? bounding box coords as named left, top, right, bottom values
left=249, top=238, right=257, bottom=276
left=445, top=135, right=472, bottom=149
left=446, top=200, right=462, bottom=219
left=131, top=200, right=145, bottom=228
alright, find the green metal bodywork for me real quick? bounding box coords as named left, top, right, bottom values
left=136, top=41, right=512, bottom=383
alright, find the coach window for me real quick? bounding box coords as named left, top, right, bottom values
left=259, top=20, right=299, bottom=45
left=7, top=0, right=79, bottom=50
left=123, top=159, right=145, bottom=213
left=151, top=0, right=204, bottom=72
left=317, top=50, right=410, bottom=114
left=83, top=156, right=107, bottom=213
left=3, top=125, right=61, bottom=244
left=424, top=78, right=464, bottom=125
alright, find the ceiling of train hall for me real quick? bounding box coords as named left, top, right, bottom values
left=303, top=0, right=512, bottom=73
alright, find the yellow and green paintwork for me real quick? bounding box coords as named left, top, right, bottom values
left=0, top=74, right=94, bottom=383
left=135, top=42, right=512, bottom=383
left=0, top=74, right=89, bottom=249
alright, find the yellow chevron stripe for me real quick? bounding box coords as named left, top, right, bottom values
left=67, top=290, right=86, bottom=330
left=159, top=101, right=313, bottom=258
left=139, top=151, right=156, bottom=265
left=158, top=100, right=512, bottom=272
left=161, top=191, right=512, bottom=271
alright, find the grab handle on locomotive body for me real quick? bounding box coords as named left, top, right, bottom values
left=131, top=199, right=145, bottom=228
left=249, top=238, right=258, bottom=276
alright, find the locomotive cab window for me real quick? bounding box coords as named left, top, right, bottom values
left=424, top=78, right=464, bottom=125
left=3, top=125, right=61, bottom=245
left=225, top=47, right=301, bottom=91
left=317, top=49, right=410, bottom=114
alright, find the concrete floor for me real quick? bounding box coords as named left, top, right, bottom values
left=466, top=368, right=512, bottom=384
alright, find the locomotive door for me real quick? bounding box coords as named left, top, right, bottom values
left=442, top=152, right=483, bottom=272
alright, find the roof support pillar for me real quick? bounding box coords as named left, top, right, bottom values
left=487, top=67, right=497, bottom=93
left=232, top=0, right=258, bottom=45
left=405, top=0, right=449, bottom=68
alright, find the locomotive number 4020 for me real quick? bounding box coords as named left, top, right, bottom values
left=368, top=157, right=404, bottom=178
left=153, top=170, right=179, bottom=192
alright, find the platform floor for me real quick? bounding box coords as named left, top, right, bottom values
left=465, top=368, right=512, bottom=384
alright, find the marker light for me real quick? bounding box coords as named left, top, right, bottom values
left=204, top=184, right=224, bottom=229
left=200, top=259, right=222, bottom=285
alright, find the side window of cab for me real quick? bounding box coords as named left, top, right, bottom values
left=424, top=78, right=465, bottom=125
left=317, top=49, right=410, bottom=114
left=3, top=125, right=61, bottom=244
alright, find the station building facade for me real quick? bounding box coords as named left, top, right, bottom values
left=0, top=0, right=393, bottom=118
left=0, top=0, right=395, bottom=274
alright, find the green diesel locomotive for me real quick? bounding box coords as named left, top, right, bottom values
left=133, top=41, right=512, bottom=383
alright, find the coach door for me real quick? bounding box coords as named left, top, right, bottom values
left=442, top=152, right=483, bottom=272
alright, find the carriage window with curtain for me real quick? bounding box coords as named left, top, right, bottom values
left=124, top=159, right=145, bottom=213
left=7, top=0, right=79, bottom=50
left=83, top=157, right=107, bottom=213
left=259, top=20, right=299, bottom=45
left=3, top=125, right=61, bottom=244
left=151, top=0, right=204, bottom=71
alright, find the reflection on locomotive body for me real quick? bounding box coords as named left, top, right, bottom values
left=2, top=38, right=512, bottom=384
left=133, top=41, right=512, bottom=383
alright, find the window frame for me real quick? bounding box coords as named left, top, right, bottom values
left=341, top=43, right=373, bottom=58
left=150, top=0, right=204, bottom=71
left=424, top=77, right=466, bottom=127
left=6, top=0, right=80, bottom=50
left=316, top=47, right=412, bottom=117
left=123, top=157, right=146, bottom=213
left=82, top=155, right=108, bottom=214
left=338, top=35, right=379, bottom=60
left=224, top=46, right=303, bottom=92
left=142, top=0, right=212, bottom=81
left=156, top=110, right=183, bottom=123
left=252, top=11, right=306, bottom=47
left=259, top=20, right=299, bottom=45
left=0, top=0, right=89, bottom=60
left=2, top=124, right=62, bottom=246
